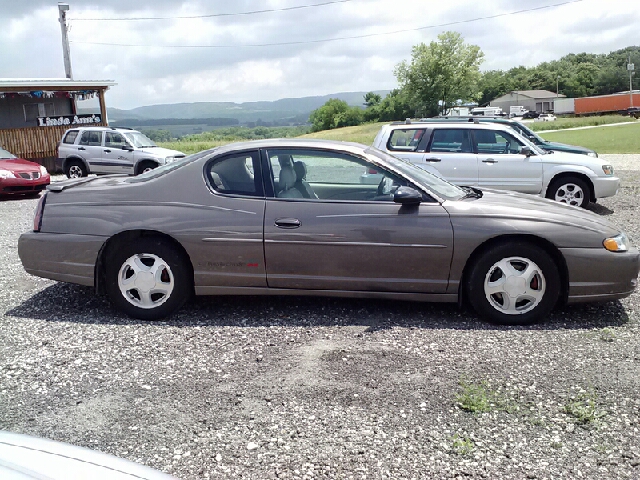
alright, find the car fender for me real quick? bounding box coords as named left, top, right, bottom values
left=541, top=164, right=598, bottom=196
left=133, top=157, right=160, bottom=171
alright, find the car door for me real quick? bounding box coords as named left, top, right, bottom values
left=423, top=128, right=478, bottom=186
left=102, top=131, right=136, bottom=174
left=262, top=148, right=454, bottom=293
left=77, top=130, right=105, bottom=173
left=473, top=129, right=543, bottom=194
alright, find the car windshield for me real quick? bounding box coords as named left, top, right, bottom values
left=123, top=131, right=157, bottom=148
left=365, top=147, right=466, bottom=201
left=0, top=147, right=17, bottom=159
left=504, top=124, right=549, bottom=155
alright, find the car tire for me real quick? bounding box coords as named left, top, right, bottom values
left=546, top=176, right=589, bottom=208
left=65, top=159, right=87, bottom=179
left=105, top=237, right=192, bottom=320
left=466, top=242, right=560, bottom=326
left=136, top=161, right=157, bottom=175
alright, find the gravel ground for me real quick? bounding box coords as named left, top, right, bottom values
left=1, top=156, right=639, bottom=479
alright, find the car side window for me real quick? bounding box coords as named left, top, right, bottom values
left=475, top=130, right=526, bottom=155
left=79, top=131, right=103, bottom=147
left=63, top=130, right=79, bottom=144
left=387, top=129, right=426, bottom=152
left=105, top=132, right=127, bottom=148
left=205, top=151, right=263, bottom=197
left=265, top=148, right=410, bottom=202
left=429, top=129, right=473, bottom=153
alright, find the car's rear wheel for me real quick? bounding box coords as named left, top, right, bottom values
left=105, top=238, right=192, bottom=320
left=65, top=159, right=87, bottom=179
left=466, top=242, right=561, bottom=325
left=546, top=176, right=589, bottom=208
left=136, top=161, right=157, bottom=175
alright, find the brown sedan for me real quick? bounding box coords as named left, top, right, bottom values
left=18, top=139, right=639, bottom=325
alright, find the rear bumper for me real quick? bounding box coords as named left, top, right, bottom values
left=592, top=175, right=620, bottom=199
left=18, top=231, right=106, bottom=287
left=562, top=246, right=639, bottom=303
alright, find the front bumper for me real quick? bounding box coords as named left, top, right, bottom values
left=18, top=231, right=106, bottom=287
left=0, top=176, right=50, bottom=195
left=592, top=175, right=620, bottom=199
left=562, top=246, right=640, bottom=303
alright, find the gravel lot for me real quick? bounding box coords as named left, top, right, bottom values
left=1, top=155, right=639, bottom=479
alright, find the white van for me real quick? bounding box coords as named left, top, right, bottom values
left=470, top=106, right=503, bottom=116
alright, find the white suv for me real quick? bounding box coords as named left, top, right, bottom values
left=56, top=126, right=186, bottom=178
left=371, top=120, right=619, bottom=208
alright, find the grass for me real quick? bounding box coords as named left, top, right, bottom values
left=455, top=379, right=517, bottom=414
left=450, top=434, right=475, bottom=455
left=527, top=114, right=636, bottom=132
left=562, top=389, right=602, bottom=425
left=300, top=122, right=385, bottom=144
left=540, top=121, right=640, bottom=154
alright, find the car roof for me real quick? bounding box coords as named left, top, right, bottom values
left=64, top=126, right=138, bottom=132
left=383, top=121, right=512, bottom=131
left=211, top=138, right=370, bottom=156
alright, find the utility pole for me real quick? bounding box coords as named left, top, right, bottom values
left=58, top=3, right=73, bottom=79
left=628, top=55, right=635, bottom=108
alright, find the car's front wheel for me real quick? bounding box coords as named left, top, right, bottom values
left=65, top=159, right=87, bottom=179
left=136, top=161, right=158, bottom=175
left=466, top=242, right=561, bottom=325
left=105, top=238, right=192, bottom=320
left=546, top=176, right=590, bottom=208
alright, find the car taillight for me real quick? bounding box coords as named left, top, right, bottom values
left=33, top=192, right=47, bottom=232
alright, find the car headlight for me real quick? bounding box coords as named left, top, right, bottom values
left=39, top=165, right=48, bottom=175
left=601, top=165, right=614, bottom=175
left=0, top=169, right=16, bottom=179
left=588, top=152, right=598, bottom=158
left=165, top=156, right=176, bottom=163
left=603, top=233, right=629, bottom=252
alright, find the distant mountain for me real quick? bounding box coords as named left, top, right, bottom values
left=107, top=91, right=389, bottom=124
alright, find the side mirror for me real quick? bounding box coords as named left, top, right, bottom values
left=122, top=145, right=134, bottom=151
left=521, top=146, right=533, bottom=157
left=393, top=186, right=423, bottom=205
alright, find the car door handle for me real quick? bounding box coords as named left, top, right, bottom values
left=482, top=158, right=498, bottom=164
left=425, top=157, right=441, bottom=162
left=78, top=147, right=86, bottom=150
left=104, top=149, right=111, bottom=153
left=274, top=218, right=301, bottom=229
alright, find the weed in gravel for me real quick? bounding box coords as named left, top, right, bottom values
left=562, top=389, right=604, bottom=425
left=455, top=379, right=517, bottom=413
left=450, top=434, right=475, bottom=455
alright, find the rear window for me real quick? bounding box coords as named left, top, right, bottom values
left=63, top=130, right=79, bottom=144
left=387, top=129, right=426, bottom=152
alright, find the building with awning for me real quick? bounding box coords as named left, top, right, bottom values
left=0, top=78, right=116, bottom=171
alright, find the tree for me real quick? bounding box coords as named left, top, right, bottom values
left=363, top=92, right=382, bottom=107
left=394, top=31, right=484, bottom=117
left=309, top=98, right=363, bottom=132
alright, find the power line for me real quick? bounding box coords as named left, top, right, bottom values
left=70, top=0, right=584, bottom=48
left=69, top=0, right=354, bottom=21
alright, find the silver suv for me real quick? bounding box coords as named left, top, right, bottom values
left=371, top=120, right=619, bottom=208
left=56, top=126, right=186, bottom=178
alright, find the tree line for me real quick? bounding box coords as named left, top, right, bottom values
left=310, top=31, right=639, bottom=132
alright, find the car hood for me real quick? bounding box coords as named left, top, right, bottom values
left=445, top=188, right=622, bottom=244
left=0, top=431, right=177, bottom=480
left=0, top=158, right=44, bottom=174
left=137, top=146, right=185, bottom=158
left=542, top=140, right=595, bottom=155
left=539, top=150, right=608, bottom=169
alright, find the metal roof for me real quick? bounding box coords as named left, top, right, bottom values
left=0, top=79, right=116, bottom=91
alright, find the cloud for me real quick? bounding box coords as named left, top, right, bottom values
left=1, top=0, right=638, bottom=109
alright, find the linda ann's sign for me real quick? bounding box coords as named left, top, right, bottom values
left=37, top=114, right=102, bottom=127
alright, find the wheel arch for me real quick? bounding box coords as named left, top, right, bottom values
left=95, top=229, right=194, bottom=295
left=63, top=156, right=89, bottom=174
left=134, top=158, right=160, bottom=175
left=545, top=171, right=595, bottom=202
left=457, top=234, right=569, bottom=309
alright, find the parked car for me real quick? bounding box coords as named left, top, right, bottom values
left=522, top=111, right=540, bottom=119
left=0, top=147, right=50, bottom=197
left=422, top=116, right=598, bottom=157
left=627, top=107, right=640, bottom=119
left=372, top=120, right=613, bottom=208
left=56, top=126, right=186, bottom=178
left=535, top=113, right=557, bottom=122
left=18, top=139, right=639, bottom=325
left=0, top=430, right=177, bottom=479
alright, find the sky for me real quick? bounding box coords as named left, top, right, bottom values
left=2, top=0, right=638, bottom=110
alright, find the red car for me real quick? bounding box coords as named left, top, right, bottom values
left=0, top=147, right=50, bottom=196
